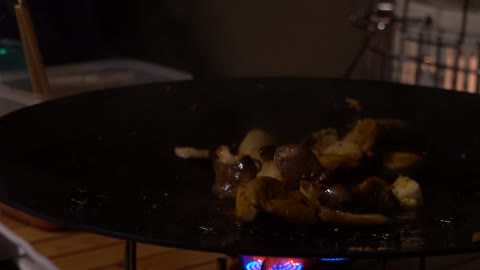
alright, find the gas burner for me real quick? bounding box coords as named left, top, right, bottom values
left=239, top=255, right=350, bottom=270
left=316, top=258, right=350, bottom=263
left=241, top=256, right=303, bottom=270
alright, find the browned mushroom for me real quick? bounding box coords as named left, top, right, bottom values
left=353, top=177, right=398, bottom=213
left=299, top=180, right=324, bottom=209
left=310, top=128, right=339, bottom=156
left=300, top=182, right=388, bottom=226
left=212, top=146, right=259, bottom=198
left=299, top=180, right=353, bottom=210
left=235, top=176, right=286, bottom=222
left=175, top=115, right=424, bottom=226
left=174, top=147, right=210, bottom=159
left=343, top=118, right=379, bottom=154
left=318, top=207, right=388, bottom=226
left=383, top=152, right=423, bottom=175
left=317, top=141, right=363, bottom=174
left=263, top=191, right=317, bottom=225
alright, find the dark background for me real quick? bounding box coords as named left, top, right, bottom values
left=0, top=1, right=365, bottom=78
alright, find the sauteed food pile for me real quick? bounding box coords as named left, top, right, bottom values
left=175, top=117, right=423, bottom=227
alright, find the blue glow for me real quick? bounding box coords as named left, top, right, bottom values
left=319, top=257, right=350, bottom=262
left=0, top=48, right=7, bottom=55
left=271, top=263, right=302, bottom=270
left=245, top=260, right=262, bottom=270
left=244, top=258, right=303, bottom=270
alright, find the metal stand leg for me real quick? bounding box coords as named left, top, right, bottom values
left=419, top=256, right=426, bottom=270
left=343, top=32, right=375, bottom=79
left=216, top=257, right=227, bottom=270
left=124, top=240, right=137, bottom=270
left=381, top=257, right=388, bottom=270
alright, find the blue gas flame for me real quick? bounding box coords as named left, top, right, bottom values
left=319, top=257, right=350, bottom=262
left=242, top=257, right=303, bottom=270
left=245, top=260, right=262, bottom=270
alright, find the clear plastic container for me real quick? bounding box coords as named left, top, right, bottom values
left=0, top=58, right=193, bottom=104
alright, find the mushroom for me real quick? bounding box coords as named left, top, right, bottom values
left=353, top=177, right=398, bottom=213
left=391, top=176, right=423, bottom=208
left=236, top=178, right=317, bottom=224
left=238, top=128, right=276, bottom=161
left=321, top=184, right=353, bottom=209
left=318, top=207, right=388, bottom=226
left=318, top=141, right=363, bottom=174
left=383, top=152, right=423, bottom=175
left=345, top=97, right=363, bottom=111
left=263, top=191, right=317, bottom=225
left=299, top=180, right=324, bottom=209
left=259, top=145, right=277, bottom=162
left=300, top=181, right=389, bottom=226
left=299, top=181, right=353, bottom=210
left=212, top=146, right=259, bottom=198
left=235, top=176, right=286, bottom=222
left=174, top=147, right=210, bottom=159
left=343, top=118, right=379, bottom=154
left=256, top=160, right=283, bottom=180
left=310, top=128, right=339, bottom=155
left=274, top=144, right=326, bottom=188
left=235, top=183, right=258, bottom=222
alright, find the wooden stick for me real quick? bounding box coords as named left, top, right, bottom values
left=14, top=0, right=51, bottom=97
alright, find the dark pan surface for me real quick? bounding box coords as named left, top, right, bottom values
left=0, top=78, right=480, bottom=258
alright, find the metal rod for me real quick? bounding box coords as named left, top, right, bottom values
left=453, top=49, right=462, bottom=91
left=452, top=0, right=470, bottom=90
left=477, top=42, right=480, bottom=93
left=400, top=0, right=410, bottom=33
left=415, top=31, right=424, bottom=85
left=380, top=37, right=386, bottom=81
left=344, top=31, right=375, bottom=79
left=460, top=0, right=470, bottom=44
left=461, top=0, right=470, bottom=92
left=419, top=256, right=426, bottom=270
left=381, top=257, right=388, bottom=270
left=397, top=0, right=411, bottom=83
left=434, top=32, right=443, bottom=87
left=351, top=16, right=431, bottom=31
left=402, top=35, right=480, bottom=50
left=368, top=47, right=476, bottom=74
left=124, top=240, right=137, bottom=270
left=216, top=257, right=228, bottom=270
left=464, top=52, right=470, bottom=91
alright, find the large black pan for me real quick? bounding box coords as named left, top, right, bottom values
left=0, top=78, right=480, bottom=258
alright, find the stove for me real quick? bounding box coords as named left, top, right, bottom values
left=214, top=253, right=480, bottom=270
left=240, top=256, right=307, bottom=270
